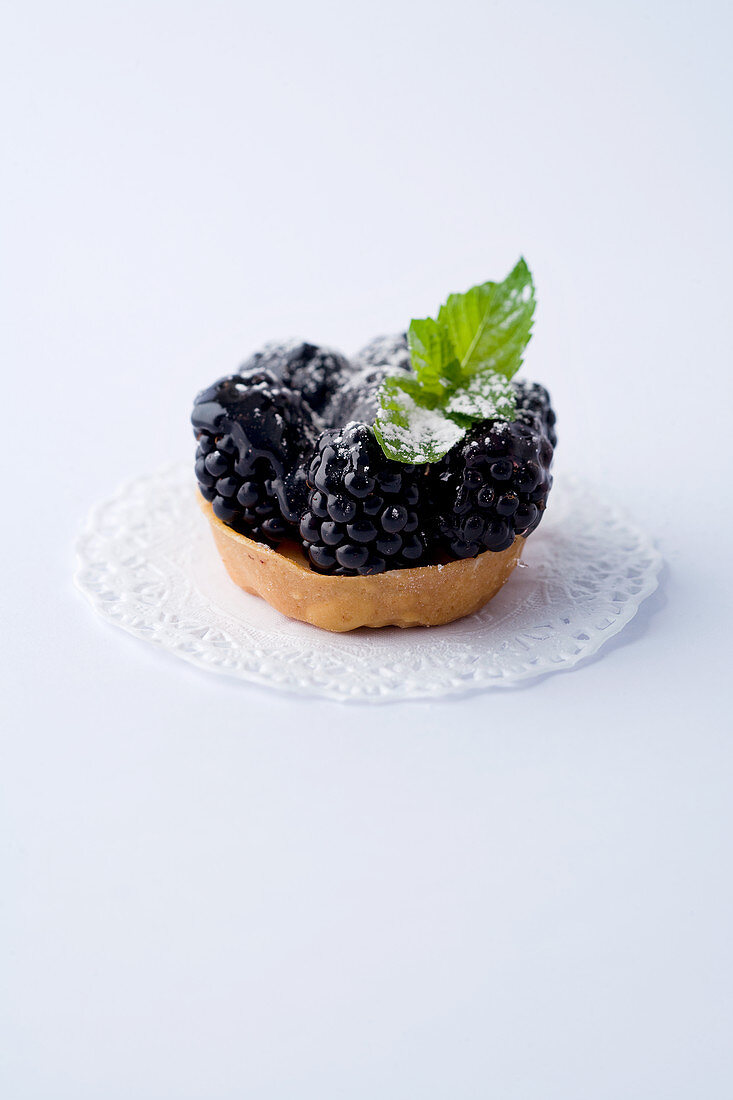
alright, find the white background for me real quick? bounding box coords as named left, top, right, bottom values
left=2, top=1, right=732, bottom=1096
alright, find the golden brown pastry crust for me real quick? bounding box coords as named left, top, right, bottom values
left=198, top=494, right=524, bottom=632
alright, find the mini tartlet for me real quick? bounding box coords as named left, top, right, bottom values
left=199, top=495, right=525, bottom=632
left=192, top=260, right=556, bottom=632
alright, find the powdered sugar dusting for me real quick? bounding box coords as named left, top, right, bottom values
left=445, top=369, right=515, bottom=422
left=447, top=392, right=501, bottom=417
left=376, top=390, right=464, bottom=463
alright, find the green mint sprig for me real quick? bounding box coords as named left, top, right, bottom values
left=373, top=257, right=536, bottom=463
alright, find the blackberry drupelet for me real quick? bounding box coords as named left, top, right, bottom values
left=299, top=422, right=430, bottom=575
left=431, top=384, right=556, bottom=559
left=239, top=340, right=353, bottom=415
left=192, top=370, right=319, bottom=544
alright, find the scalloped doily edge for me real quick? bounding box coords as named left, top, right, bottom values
left=74, top=464, right=664, bottom=703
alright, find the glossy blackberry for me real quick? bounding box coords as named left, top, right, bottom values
left=355, top=332, right=411, bottom=373
left=300, top=422, right=430, bottom=575
left=325, top=333, right=411, bottom=428
left=192, top=370, right=319, bottom=544
left=431, top=393, right=556, bottom=558
left=323, top=363, right=398, bottom=428
left=514, top=379, right=558, bottom=448
left=239, top=340, right=353, bottom=414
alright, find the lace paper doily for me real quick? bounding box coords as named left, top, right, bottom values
left=75, top=463, right=662, bottom=702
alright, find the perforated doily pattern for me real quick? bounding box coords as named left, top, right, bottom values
left=75, top=464, right=662, bottom=702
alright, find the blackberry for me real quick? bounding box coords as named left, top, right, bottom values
left=324, top=333, right=410, bottom=427
left=514, top=380, right=557, bottom=448
left=324, top=363, right=403, bottom=428
left=299, top=422, right=430, bottom=575
left=239, top=340, right=353, bottom=415
left=192, top=370, right=318, bottom=544
left=355, top=332, right=411, bottom=373
left=431, top=385, right=556, bottom=558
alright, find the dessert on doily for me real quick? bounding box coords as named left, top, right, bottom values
left=191, top=259, right=557, bottom=631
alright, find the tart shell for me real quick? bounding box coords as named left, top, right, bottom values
left=198, top=494, right=525, bottom=633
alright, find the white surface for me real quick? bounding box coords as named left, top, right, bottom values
left=1, top=1, right=732, bottom=1097
left=75, top=466, right=663, bottom=699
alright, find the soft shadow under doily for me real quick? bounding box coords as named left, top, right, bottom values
left=75, top=463, right=662, bottom=702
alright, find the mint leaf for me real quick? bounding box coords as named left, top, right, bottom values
left=374, top=375, right=465, bottom=464
left=373, top=258, right=536, bottom=463
left=445, top=370, right=516, bottom=422
left=407, top=318, right=462, bottom=397
left=437, top=257, right=535, bottom=379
